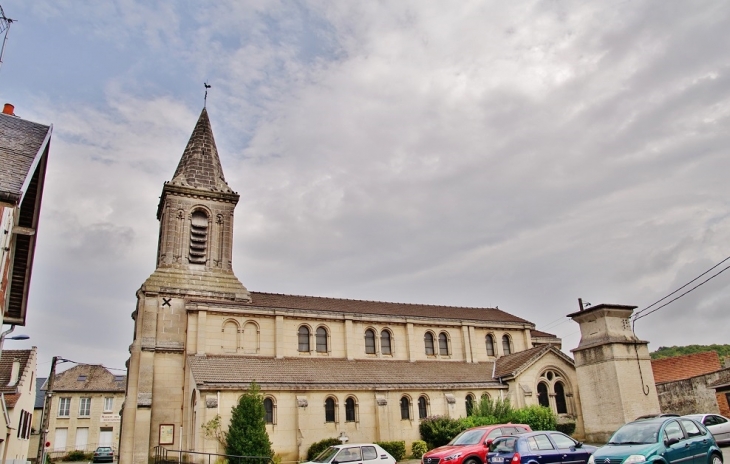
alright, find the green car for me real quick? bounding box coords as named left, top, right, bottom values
left=589, top=417, right=723, bottom=464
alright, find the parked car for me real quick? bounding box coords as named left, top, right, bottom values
left=684, top=414, right=730, bottom=446
left=635, top=413, right=680, bottom=420
left=304, top=444, right=396, bottom=464
left=422, top=424, right=532, bottom=464
left=92, top=446, right=114, bottom=463
left=487, top=431, right=596, bottom=464
left=589, top=417, right=722, bottom=464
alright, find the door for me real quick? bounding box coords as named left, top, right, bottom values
left=549, top=432, right=590, bottom=464
left=54, top=428, right=68, bottom=452
left=361, top=445, right=380, bottom=464
left=663, top=420, right=690, bottom=464
left=704, top=415, right=730, bottom=444
left=99, top=428, right=114, bottom=447
left=75, top=427, right=89, bottom=451
left=335, top=446, right=363, bottom=464
left=679, top=419, right=709, bottom=464
left=526, top=434, right=562, bottom=464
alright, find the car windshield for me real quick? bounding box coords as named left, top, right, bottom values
left=608, top=422, right=661, bottom=445
left=312, top=447, right=341, bottom=463
left=96, top=448, right=112, bottom=452
left=490, top=437, right=517, bottom=453
left=449, top=429, right=486, bottom=446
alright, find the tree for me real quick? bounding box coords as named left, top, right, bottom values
left=225, top=381, right=274, bottom=458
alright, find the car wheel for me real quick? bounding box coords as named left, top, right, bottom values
left=711, top=453, right=722, bottom=464
left=464, top=458, right=481, bottom=464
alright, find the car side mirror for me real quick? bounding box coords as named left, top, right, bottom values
left=665, top=438, right=679, bottom=447
left=486, top=439, right=493, bottom=448
left=575, top=442, right=583, bottom=449
left=332, top=460, right=339, bottom=464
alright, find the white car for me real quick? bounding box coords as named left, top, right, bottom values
left=303, top=444, right=397, bottom=464
left=684, top=413, right=730, bottom=445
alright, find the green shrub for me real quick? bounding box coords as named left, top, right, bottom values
left=555, top=422, right=576, bottom=436
left=63, top=450, right=90, bottom=461
left=225, top=382, right=274, bottom=458
left=376, top=441, right=406, bottom=461
left=459, top=415, right=500, bottom=429
left=306, top=438, right=341, bottom=461
left=510, top=405, right=557, bottom=431
left=411, top=440, right=428, bottom=459
left=472, top=397, right=514, bottom=422
left=419, top=416, right=465, bottom=449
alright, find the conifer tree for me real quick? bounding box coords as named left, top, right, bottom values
left=225, top=381, right=274, bottom=458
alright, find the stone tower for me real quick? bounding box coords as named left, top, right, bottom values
left=120, top=108, right=250, bottom=464
left=568, top=304, right=660, bottom=443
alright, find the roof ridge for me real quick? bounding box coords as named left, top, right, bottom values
left=251, top=291, right=501, bottom=310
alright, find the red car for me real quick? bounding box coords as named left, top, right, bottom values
left=422, top=424, right=532, bottom=464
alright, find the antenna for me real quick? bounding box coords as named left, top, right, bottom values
left=0, top=4, right=15, bottom=74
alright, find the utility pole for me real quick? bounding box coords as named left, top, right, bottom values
left=36, top=356, right=59, bottom=464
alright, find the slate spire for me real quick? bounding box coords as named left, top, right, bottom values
left=169, top=108, right=233, bottom=193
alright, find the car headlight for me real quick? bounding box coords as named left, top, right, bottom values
left=443, top=453, right=463, bottom=462
left=588, top=456, right=595, bottom=464
left=624, top=456, right=646, bottom=464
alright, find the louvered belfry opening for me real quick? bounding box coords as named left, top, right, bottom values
left=189, top=210, right=209, bottom=264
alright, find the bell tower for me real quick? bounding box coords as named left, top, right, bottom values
left=121, top=108, right=250, bottom=464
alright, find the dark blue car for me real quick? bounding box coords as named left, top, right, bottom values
left=488, top=431, right=597, bottom=464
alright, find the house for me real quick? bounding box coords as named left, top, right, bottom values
left=119, top=108, right=583, bottom=464
left=41, top=365, right=125, bottom=458
left=0, top=104, right=52, bottom=328
left=651, top=351, right=730, bottom=416
left=0, top=348, right=37, bottom=464
left=27, top=377, right=45, bottom=462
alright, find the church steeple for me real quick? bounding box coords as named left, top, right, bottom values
left=144, top=108, right=250, bottom=302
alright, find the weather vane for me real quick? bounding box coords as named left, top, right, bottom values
left=204, top=82, right=211, bottom=107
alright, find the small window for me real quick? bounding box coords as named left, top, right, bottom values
left=77, top=375, right=87, bottom=382
left=400, top=397, right=411, bottom=420
left=537, top=382, right=550, bottom=408
left=336, top=447, right=362, bottom=463
left=264, top=398, right=275, bottom=424
left=486, top=334, right=495, bottom=356
left=365, top=329, right=376, bottom=354
left=345, top=397, right=356, bottom=422
left=465, top=394, right=475, bottom=416
left=58, top=398, right=70, bottom=417
left=664, top=421, right=684, bottom=441
left=381, top=330, right=392, bottom=355
left=554, top=382, right=567, bottom=414
left=103, top=397, right=114, bottom=412
left=713, top=415, right=728, bottom=424
left=532, top=434, right=555, bottom=450
left=418, top=396, right=428, bottom=419
left=325, top=397, right=336, bottom=423
left=79, top=397, right=91, bottom=417
left=424, top=333, right=435, bottom=355
left=549, top=433, right=577, bottom=449
left=680, top=419, right=701, bottom=437
left=362, top=446, right=378, bottom=461
left=316, top=327, right=328, bottom=353
left=502, top=335, right=512, bottom=355
left=298, top=326, right=310, bottom=352
left=438, top=332, right=449, bottom=356
left=189, top=210, right=209, bottom=264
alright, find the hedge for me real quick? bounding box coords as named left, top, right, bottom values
left=307, top=438, right=341, bottom=461
left=376, top=441, right=406, bottom=461
left=556, top=422, right=576, bottom=436
left=411, top=440, right=428, bottom=459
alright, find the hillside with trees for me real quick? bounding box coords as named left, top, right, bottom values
left=651, top=344, right=730, bottom=360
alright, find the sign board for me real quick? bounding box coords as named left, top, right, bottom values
left=100, top=414, right=121, bottom=423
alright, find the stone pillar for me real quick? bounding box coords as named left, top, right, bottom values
left=196, top=310, right=207, bottom=355
left=568, top=304, right=660, bottom=443
left=461, top=326, right=472, bottom=363
left=406, top=323, right=416, bottom=362
left=345, top=319, right=354, bottom=360
left=275, top=315, right=285, bottom=359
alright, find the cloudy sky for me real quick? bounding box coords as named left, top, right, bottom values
left=2, top=0, right=729, bottom=375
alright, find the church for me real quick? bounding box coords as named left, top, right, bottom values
left=119, top=108, right=584, bottom=464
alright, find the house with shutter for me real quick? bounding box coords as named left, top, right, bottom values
left=0, top=348, right=37, bottom=464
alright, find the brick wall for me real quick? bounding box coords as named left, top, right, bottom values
left=656, top=367, right=730, bottom=415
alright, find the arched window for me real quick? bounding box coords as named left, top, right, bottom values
left=222, top=320, right=238, bottom=353
left=325, top=397, right=336, bottom=423
left=189, top=210, right=209, bottom=264
left=263, top=398, right=275, bottom=424
left=439, top=332, right=449, bottom=356
left=502, top=335, right=512, bottom=355
left=298, top=326, right=310, bottom=352
left=316, top=327, right=328, bottom=353
left=486, top=334, right=495, bottom=356
left=424, top=332, right=435, bottom=355
left=400, top=396, right=411, bottom=420
left=345, top=397, right=357, bottom=422
left=465, top=394, right=475, bottom=416
left=242, top=321, right=258, bottom=354
left=418, top=396, right=428, bottom=419
left=554, top=381, right=567, bottom=414
left=365, top=329, right=376, bottom=354
left=381, top=330, right=392, bottom=355
left=537, top=382, right=550, bottom=408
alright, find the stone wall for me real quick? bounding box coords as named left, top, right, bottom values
left=656, top=367, right=730, bottom=415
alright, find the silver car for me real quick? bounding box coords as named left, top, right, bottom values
left=684, top=414, right=730, bottom=445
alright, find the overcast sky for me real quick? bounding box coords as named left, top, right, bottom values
left=2, top=0, right=729, bottom=375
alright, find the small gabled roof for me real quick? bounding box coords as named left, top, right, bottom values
left=169, top=108, right=233, bottom=193
left=531, top=329, right=557, bottom=338
left=48, top=364, right=125, bottom=393
left=0, top=112, right=52, bottom=204
left=189, top=355, right=505, bottom=390
left=494, top=345, right=574, bottom=379
left=0, top=349, right=34, bottom=395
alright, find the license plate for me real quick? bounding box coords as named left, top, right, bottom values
left=492, top=458, right=504, bottom=463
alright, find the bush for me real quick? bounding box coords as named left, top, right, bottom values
left=472, top=397, right=514, bottom=422
left=376, top=441, right=406, bottom=461
left=459, top=415, right=500, bottom=429
left=510, top=405, right=557, bottom=431
left=419, top=416, right=465, bottom=449
left=556, top=422, right=576, bottom=436
left=306, top=438, right=341, bottom=461
left=411, top=441, right=428, bottom=459
left=63, top=450, right=90, bottom=461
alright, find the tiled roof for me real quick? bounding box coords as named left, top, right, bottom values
left=651, top=351, right=722, bottom=384
left=169, top=108, right=233, bottom=193
left=0, top=112, right=52, bottom=204
left=188, top=355, right=504, bottom=390
left=494, top=345, right=551, bottom=378
left=0, top=349, right=33, bottom=394
left=35, top=377, right=47, bottom=409
left=244, top=292, right=532, bottom=325
left=531, top=329, right=557, bottom=338
left=51, top=364, right=125, bottom=392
